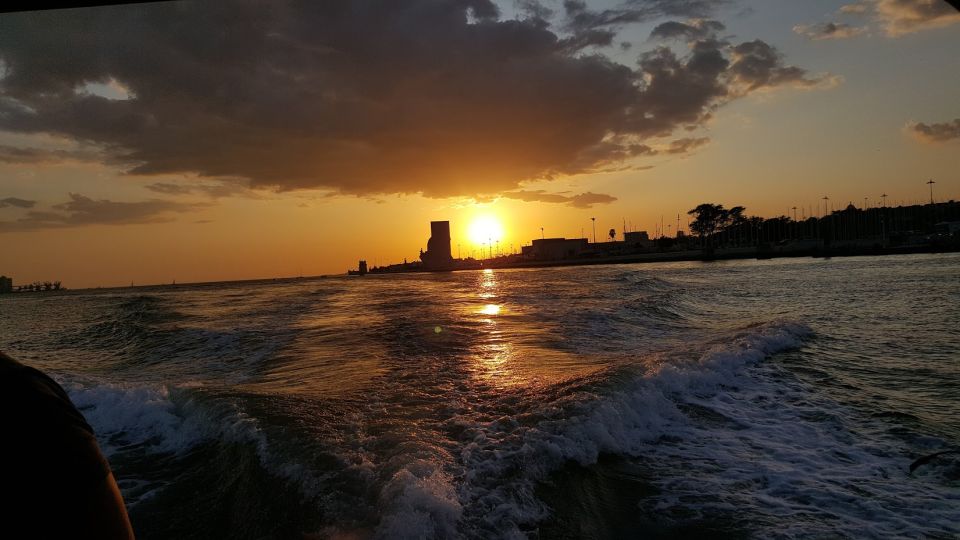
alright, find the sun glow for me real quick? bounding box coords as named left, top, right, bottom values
left=468, top=216, right=505, bottom=246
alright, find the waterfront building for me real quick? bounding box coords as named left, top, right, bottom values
left=0, top=275, right=12, bottom=294
left=624, top=231, right=654, bottom=248
left=526, top=238, right=589, bottom=260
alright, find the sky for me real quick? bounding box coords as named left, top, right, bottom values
left=1, top=0, right=958, bottom=288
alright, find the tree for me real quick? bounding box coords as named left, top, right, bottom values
left=608, top=228, right=616, bottom=241
left=688, top=203, right=726, bottom=245
left=728, top=206, right=746, bottom=246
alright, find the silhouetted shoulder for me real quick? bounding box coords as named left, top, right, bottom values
left=0, top=353, right=112, bottom=528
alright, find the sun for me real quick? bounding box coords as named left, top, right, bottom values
left=468, top=216, right=504, bottom=246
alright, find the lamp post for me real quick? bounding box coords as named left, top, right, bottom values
left=927, top=179, right=936, bottom=205
left=591, top=217, right=596, bottom=244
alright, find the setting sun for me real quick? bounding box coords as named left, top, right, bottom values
left=468, top=216, right=504, bottom=247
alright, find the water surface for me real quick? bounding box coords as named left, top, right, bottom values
left=1, top=254, right=957, bottom=539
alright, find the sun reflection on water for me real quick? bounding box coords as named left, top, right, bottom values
left=471, top=268, right=518, bottom=385
left=479, top=304, right=501, bottom=316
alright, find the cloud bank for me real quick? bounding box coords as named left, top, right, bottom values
left=0, top=0, right=823, bottom=199
left=0, top=193, right=206, bottom=232
left=907, top=118, right=960, bottom=142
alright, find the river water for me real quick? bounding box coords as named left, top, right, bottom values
left=1, top=254, right=957, bottom=539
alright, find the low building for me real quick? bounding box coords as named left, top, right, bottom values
left=0, top=275, right=12, bottom=294
left=526, top=238, right=589, bottom=260
left=624, top=231, right=654, bottom=249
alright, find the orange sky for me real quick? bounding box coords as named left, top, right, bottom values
left=1, top=0, right=959, bottom=288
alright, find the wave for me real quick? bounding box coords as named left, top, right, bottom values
left=450, top=321, right=957, bottom=538
left=66, top=382, right=208, bottom=458
left=56, top=319, right=959, bottom=539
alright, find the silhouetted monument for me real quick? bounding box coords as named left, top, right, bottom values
left=420, top=221, right=454, bottom=270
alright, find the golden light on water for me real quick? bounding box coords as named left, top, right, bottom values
left=480, top=304, right=501, bottom=316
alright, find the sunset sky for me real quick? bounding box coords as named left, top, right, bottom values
left=1, top=0, right=958, bottom=287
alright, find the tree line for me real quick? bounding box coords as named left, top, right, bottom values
left=686, top=201, right=960, bottom=248
left=17, top=281, right=63, bottom=292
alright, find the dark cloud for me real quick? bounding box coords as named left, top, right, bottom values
left=907, top=118, right=960, bottom=143
left=792, top=21, right=866, bottom=40
left=649, top=19, right=726, bottom=41
left=0, top=0, right=820, bottom=199
left=728, top=40, right=820, bottom=93
left=144, top=179, right=254, bottom=198
left=0, top=144, right=101, bottom=164
left=562, top=0, right=728, bottom=48
left=515, top=0, right=555, bottom=21
left=623, top=0, right=730, bottom=21
left=0, top=193, right=207, bottom=232
left=502, top=189, right=617, bottom=208
left=0, top=197, right=36, bottom=208
left=663, top=136, right=710, bottom=154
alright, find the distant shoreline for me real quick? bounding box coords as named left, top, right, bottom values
left=352, top=242, right=957, bottom=276
left=3, top=244, right=956, bottom=293
left=472, top=243, right=960, bottom=271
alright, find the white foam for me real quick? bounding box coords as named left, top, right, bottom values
left=66, top=381, right=209, bottom=457
left=375, top=460, right=463, bottom=540
left=454, top=321, right=959, bottom=538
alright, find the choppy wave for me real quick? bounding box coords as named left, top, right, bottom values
left=449, top=321, right=814, bottom=538
left=56, top=319, right=960, bottom=538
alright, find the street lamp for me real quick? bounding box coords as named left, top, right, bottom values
left=927, top=179, right=936, bottom=205
left=591, top=217, right=596, bottom=243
